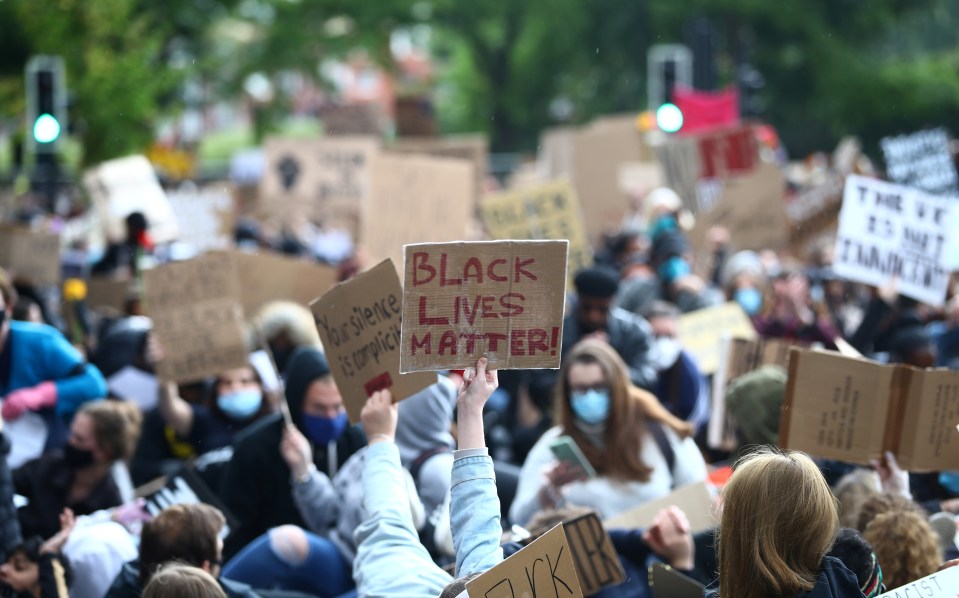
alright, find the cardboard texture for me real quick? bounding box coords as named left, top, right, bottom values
left=311, top=260, right=435, bottom=422
left=85, top=277, right=132, bottom=311
left=561, top=513, right=627, bottom=595
left=400, top=240, right=568, bottom=372
left=143, top=254, right=248, bottom=383
left=259, top=136, right=380, bottom=226
left=167, top=188, right=235, bottom=253
left=875, top=562, right=959, bottom=597
left=390, top=135, right=488, bottom=200
left=881, top=127, right=959, bottom=197
left=322, top=103, right=387, bottom=137
left=833, top=175, right=956, bottom=307
left=656, top=137, right=701, bottom=211
left=649, top=563, right=705, bottom=598
left=479, top=180, right=592, bottom=286
left=467, top=524, right=584, bottom=598
left=0, top=227, right=61, bottom=286
left=603, top=482, right=716, bottom=533
left=676, top=303, right=757, bottom=375
left=617, top=162, right=667, bottom=199
left=364, top=154, right=474, bottom=270
left=708, top=337, right=797, bottom=451
left=781, top=349, right=959, bottom=471
left=232, top=252, right=339, bottom=317
left=83, top=155, right=179, bottom=244
left=539, top=127, right=577, bottom=181
left=690, top=162, right=789, bottom=257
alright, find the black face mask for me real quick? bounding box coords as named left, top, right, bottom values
left=0, top=308, right=6, bottom=329
left=63, top=444, right=95, bottom=469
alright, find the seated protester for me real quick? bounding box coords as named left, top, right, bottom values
left=143, top=565, right=226, bottom=598
left=158, top=361, right=274, bottom=456
left=863, top=509, right=941, bottom=590
left=106, top=503, right=258, bottom=598
left=218, top=347, right=365, bottom=558
left=510, top=340, right=705, bottom=527
left=353, top=358, right=503, bottom=597
left=711, top=449, right=862, bottom=598
left=643, top=301, right=709, bottom=429
left=0, top=509, right=75, bottom=598
left=752, top=266, right=841, bottom=349
left=15, top=401, right=142, bottom=539
left=0, top=270, right=108, bottom=467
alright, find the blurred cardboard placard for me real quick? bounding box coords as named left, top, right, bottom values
left=786, top=174, right=844, bottom=259
left=604, top=482, right=716, bottom=533
left=708, top=336, right=797, bottom=451
left=400, top=240, right=568, bottom=372
left=0, top=227, right=61, bottom=286
left=479, top=180, right=592, bottom=285
left=467, top=524, right=583, bottom=598
left=881, top=127, right=959, bottom=197
left=390, top=134, right=488, bottom=200
left=167, top=188, right=235, bottom=254
left=85, top=277, right=131, bottom=312
left=232, top=252, right=339, bottom=317
left=833, top=175, right=955, bottom=308
left=84, top=155, right=179, bottom=244
left=656, top=137, right=701, bottom=211
left=781, top=348, right=959, bottom=471
left=363, top=154, right=473, bottom=269
left=677, top=303, right=757, bottom=375
left=561, top=512, right=626, bottom=595
left=322, top=103, right=387, bottom=137
left=311, top=260, right=434, bottom=422
left=144, top=255, right=247, bottom=383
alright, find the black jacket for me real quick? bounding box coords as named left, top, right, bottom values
left=106, top=560, right=260, bottom=598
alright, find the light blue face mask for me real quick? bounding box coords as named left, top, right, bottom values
left=217, top=389, right=263, bottom=421
left=658, top=256, right=691, bottom=285
left=940, top=471, right=959, bottom=495
left=570, top=389, right=611, bottom=425
left=735, top=287, right=763, bottom=315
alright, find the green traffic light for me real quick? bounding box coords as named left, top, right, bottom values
left=33, top=113, right=61, bottom=143
left=655, top=103, right=683, bottom=133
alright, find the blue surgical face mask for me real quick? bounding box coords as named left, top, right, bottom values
left=217, top=389, right=263, bottom=421
left=735, top=287, right=763, bottom=315
left=658, top=256, right=691, bottom=285
left=570, top=389, right=610, bottom=425
left=940, top=471, right=959, bottom=495
left=302, top=412, right=348, bottom=445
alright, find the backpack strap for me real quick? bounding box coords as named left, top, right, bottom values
left=647, top=422, right=676, bottom=481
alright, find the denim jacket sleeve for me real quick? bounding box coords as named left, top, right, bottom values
left=450, top=453, right=504, bottom=578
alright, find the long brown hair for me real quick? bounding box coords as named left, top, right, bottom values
left=718, top=448, right=838, bottom=598
left=554, top=340, right=652, bottom=482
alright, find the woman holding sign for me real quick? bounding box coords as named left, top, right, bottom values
left=509, top=340, right=706, bottom=527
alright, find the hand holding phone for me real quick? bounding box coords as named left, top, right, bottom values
left=548, top=436, right=597, bottom=481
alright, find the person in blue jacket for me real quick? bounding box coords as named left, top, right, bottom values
left=0, top=271, right=107, bottom=465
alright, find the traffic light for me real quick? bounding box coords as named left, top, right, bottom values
left=647, top=45, right=691, bottom=134
left=26, top=56, right=67, bottom=153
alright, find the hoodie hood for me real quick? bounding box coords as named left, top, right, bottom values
left=798, top=556, right=864, bottom=598
left=394, top=375, right=454, bottom=467
left=283, top=346, right=331, bottom=431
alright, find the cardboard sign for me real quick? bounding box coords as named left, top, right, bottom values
left=875, top=563, right=959, bottom=597
left=311, top=260, right=435, bottom=422
left=881, top=128, right=959, bottom=197
left=603, top=482, right=716, bottom=533
left=260, top=136, right=379, bottom=224
left=561, top=513, right=626, bottom=595
left=786, top=174, right=845, bottom=258
left=390, top=135, right=488, bottom=200
left=479, top=180, right=592, bottom=285
left=708, top=337, right=797, bottom=451
left=232, top=252, right=339, bottom=318
left=781, top=349, right=959, bottom=471
left=167, top=188, right=235, bottom=254
left=322, top=103, right=387, bottom=137
left=691, top=162, right=789, bottom=257
left=139, top=467, right=239, bottom=540
left=0, top=228, right=61, bottom=285
left=400, top=240, right=568, bottom=372
left=649, top=563, right=705, bottom=598
left=655, top=137, right=701, bottom=211
left=694, top=126, right=760, bottom=180
left=85, top=277, right=132, bottom=311
left=833, top=175, right=955, bottom=307
left=143, top=254, right=248, bottom=383
left=363, top=154, right=474, bottom=269
left=676, top=303, right=757, bottom=375
left=467, top=524, right=583, bottom=598
left=83, top=155, right=179, bottom=244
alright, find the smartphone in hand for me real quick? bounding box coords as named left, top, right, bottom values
left=548, top=435, right=597, bottom=479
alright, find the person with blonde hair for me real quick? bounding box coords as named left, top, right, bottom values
left=864, top=510, right=942, bottom=591
left=715, top=448, right=862, bottom=598
left=510, top=340, right=703, bottom=526
left=142, top=564, right=227, bottom=598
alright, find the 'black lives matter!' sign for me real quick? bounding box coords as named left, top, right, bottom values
left=833, top=175, right=956, bottom=307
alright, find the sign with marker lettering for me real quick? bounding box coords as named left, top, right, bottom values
left=467, top=524, right=583, bottom=598
left=312, top=260, right=435, bottom=422
left=875, top=563, right=959, bottom=597
left=479, top=180, right=592, bottom=286
left=834, top=175, right=957, bottom=307
left=400, top=240, right=568, bottom=372
left=560, top=513, right=626, bottom=596
left=880, top=128, right=959, bottom=197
